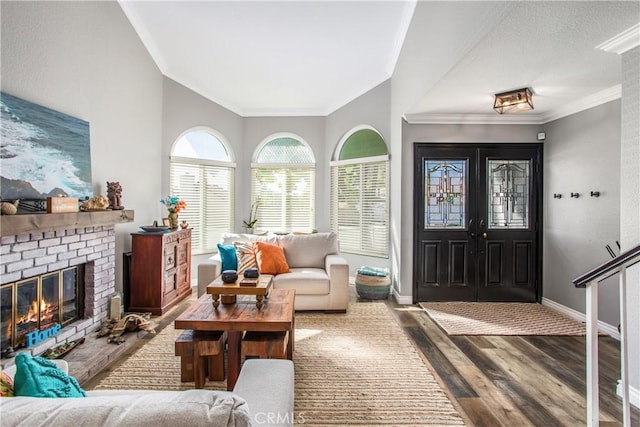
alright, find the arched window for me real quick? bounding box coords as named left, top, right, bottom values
left=330, top=126, right=389, bottom=257
left=170, top=128, right=235, bottom=254
left=251, top=134, right=315, bottom=233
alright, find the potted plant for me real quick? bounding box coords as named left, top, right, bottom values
left=243, top=202, right=259, bottom=233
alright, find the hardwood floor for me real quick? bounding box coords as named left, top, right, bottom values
left=387, top=300, right=640, bottom=427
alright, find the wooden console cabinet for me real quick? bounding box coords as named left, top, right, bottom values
left=129, top=229, right=192, bottom=315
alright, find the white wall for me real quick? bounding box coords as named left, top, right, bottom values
left=620, top=44, right=640, bottom=404
left=543, top=101, right=621, bottom=327
left=1, top=1, right=164, bottom=294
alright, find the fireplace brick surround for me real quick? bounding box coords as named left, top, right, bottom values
left=1, top=211, right=132, bottom=366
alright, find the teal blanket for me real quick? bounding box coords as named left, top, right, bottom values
left=357, top=266, right=389, bottom=277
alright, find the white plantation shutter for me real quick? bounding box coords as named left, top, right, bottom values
left=251, top=166, right=314, bottom=233
left=331, top=156, right=389, bottom=257
left=170, top=160, right=234, bottom=254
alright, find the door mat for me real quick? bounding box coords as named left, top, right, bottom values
left=419, top=302, right=588, bottom=336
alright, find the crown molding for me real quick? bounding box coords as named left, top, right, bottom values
left=540, top=85, right=621, bottom=123
left=403, top=112, right=544, bottom=125
left=596, top=23, right=640, bottom=55
left=118, top=1, right=168, bottom=72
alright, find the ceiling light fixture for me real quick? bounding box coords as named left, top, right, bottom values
left=493, top=87, right=533, bottom=114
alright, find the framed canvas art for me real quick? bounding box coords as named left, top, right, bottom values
left=0, top=92, right=92, bottom=201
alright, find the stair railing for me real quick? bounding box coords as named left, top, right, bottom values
left=573, top=242, right=640, bottom=427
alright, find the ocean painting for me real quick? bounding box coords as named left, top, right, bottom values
left=0, top=92, right=92, bottom=201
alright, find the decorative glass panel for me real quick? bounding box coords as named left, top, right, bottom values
left=424, top=160, right=466, bottom=229
left=487, top=160, right=530, bottom=229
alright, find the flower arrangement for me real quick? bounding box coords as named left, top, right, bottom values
left=161, top=196, right=187, bottom=214
left=243, top=201, right=260, bottom=229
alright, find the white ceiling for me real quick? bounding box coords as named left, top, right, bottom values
left=119, top=1, right=640, bottom=122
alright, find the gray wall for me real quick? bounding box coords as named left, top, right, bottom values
left=326, top=80, right=391, bottom=275
left=1, top=1, right=164, bottom=295
left=543, top=101, right=621, bottom=327
left=399, top=123, right=541, bottom=300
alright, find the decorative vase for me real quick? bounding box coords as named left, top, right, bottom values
left=168, top=212, right=179, bottom=229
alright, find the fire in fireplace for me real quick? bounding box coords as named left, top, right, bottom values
left=1, top=266, right=84, bottom=351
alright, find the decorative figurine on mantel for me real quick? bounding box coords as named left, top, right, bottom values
left=107, top=181, right=124, bottom=210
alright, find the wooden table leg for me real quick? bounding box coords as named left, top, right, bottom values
left=287, top=317, right=294, bottom=360
left=226, top=330, right=242, bottom=391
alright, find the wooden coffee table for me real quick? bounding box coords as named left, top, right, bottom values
left=207, top=274, right=273, bottom=309
left=174, top=288, right=295, bottom=390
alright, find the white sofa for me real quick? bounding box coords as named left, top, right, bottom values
left=198, top=232, right=349, bottom=312
left=1, top=358, right=294, bottom=427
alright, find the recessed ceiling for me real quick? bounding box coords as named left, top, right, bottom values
left=119, top=1, right=640, bottom=121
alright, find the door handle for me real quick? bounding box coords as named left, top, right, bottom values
left=482, top=232, right=488, bottom=239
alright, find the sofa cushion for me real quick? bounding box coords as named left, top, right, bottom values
left=278, top=232, right=338, bottom=268
left=0, top=389, right=251, bottom=427
left=217, top=244, right=237, bottom=271
left=13, top=353, right=85, bottom=398
left=274, top=268, right=330, bottom=295
left=0, top=372, right=14, bottom=397
left=220, top=233, right=277, bottom=246
left=255, top=242, right=290, bottom=275
left=234, top=241, right=258, bottom=272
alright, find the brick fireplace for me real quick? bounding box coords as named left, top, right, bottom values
left=0, top=210, right=132, bottom=364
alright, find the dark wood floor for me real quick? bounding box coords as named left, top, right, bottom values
left=387, top=301, right=639, bottom=427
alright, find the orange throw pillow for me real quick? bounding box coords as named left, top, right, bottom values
left=255, top=242, right=290, bottom=275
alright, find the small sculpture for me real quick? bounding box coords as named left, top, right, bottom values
left=180, top=220, right=189, bottom=229
left=107, top=181, right=124, bottom=210
left=80, top=195, right=109, bottom=211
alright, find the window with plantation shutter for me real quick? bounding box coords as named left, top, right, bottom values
left=251, top=135, right=315, bottom=233
left=330, top=127, right=389, bottom=257
left=170, top=129, right=235, bottom=254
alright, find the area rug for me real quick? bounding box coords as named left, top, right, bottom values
left=419, top=302, right=587, bottom=336
left=91, top=302, right=464, bottom=426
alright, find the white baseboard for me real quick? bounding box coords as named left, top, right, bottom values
left=392, top=289, right=413, bottom=305
left=541, top=297, right=620, bottom=339
left=616, top=380, right=640, bottom=409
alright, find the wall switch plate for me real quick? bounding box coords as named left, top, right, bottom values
left=537, top=132, right=546, bottom=141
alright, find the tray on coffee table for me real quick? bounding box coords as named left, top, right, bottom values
left=207, top=274, right=273, bottom=309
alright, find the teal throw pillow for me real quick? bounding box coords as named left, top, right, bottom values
left=13, top=352, right=86, bottom=398
left=217, top=243, right=238, bottom=271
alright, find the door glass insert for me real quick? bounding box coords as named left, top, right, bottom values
left=487, top=159, right=530, bottom=229
left=424, top=160, right=466, bottom=229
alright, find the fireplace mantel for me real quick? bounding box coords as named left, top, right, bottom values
left=0, top=209, right=134, bottom=236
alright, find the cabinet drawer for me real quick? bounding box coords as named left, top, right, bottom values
left=177, top=242, right=188, bottom=265
left=164, top=269, right=178, bottom=299
left=165, top=244, right=177, bottom=270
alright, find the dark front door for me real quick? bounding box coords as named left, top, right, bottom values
left=413, top=143, right=542, bottom=302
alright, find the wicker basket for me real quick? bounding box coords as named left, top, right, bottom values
left=355, top=272, right=391, bottom=300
